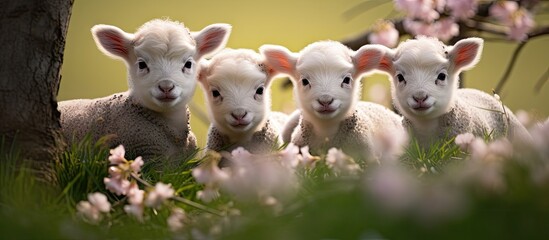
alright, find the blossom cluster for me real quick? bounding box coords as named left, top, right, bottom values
left=369, top=0, right=536, bottom=47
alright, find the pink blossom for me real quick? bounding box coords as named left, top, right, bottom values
left=372, top=127, right=409, bottom=164
left=455, top=133, right=476, bottom=151
left=489, top=1, right=518, bottom=23
left=76, top=192, right=111, bottom=224
left=369, top=20, right=399, bottom=47
left=108, top=145, right=126, bottom=165
left=167, top=208, right=187, bottom=232
left=326, top=148, right=361, bottom=175
left=404, top=19, right=435, bottom=37
left=365, top=166, right=419, bottom=214
left=394, top=0, right=440, bottom=21
left=434, top=18, right=460, bottom=41
left=192, top=154, right=229, bottom=185
left=124, top=204, right=144, bottom=222
left=87, top=192, right=111, bottom=213
left=130, top=156, right=144, bottom=174
left=446, top=0, right=478, bottom=19
left=145, top=182, right=174, bottom=208
left=507, top=9, right=535, bottom=42
left=300, top=146, right=320, bottom=168
left=278, top=143, right=301, bottom=168
left=127, top=182, right=144, bottom=205
left=104, top=176, right=131, bottom=195
left=197, top=187, right=220, bottom=203
left=77, top=201, right=101, bottom=224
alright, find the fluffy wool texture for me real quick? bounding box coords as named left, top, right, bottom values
left=291, top=101, right=403, bottom=160
left=59, top=19, right=231, bottom=160
left=261, top=41, right=406, bottom=161
left=376, top=36, right=530, bottom=146
left=206, top=111, right=287, bottom=153
left=59, top=93, right=197, bottom=160
left=198, top=49, right=288, bottom=154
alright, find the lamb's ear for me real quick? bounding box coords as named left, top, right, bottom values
left=197, top=59, right=210, bottom=86
left=91, top=24, right=133, bottom=60
left=448, top=37, right=483, bottom=72
left=259, top=44, right=298, bottom=77
left=352, top=44, right=385, bottom=77
left=192, top=23, right=232, bottom=60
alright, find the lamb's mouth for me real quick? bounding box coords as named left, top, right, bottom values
left=156, top=95, right=178, bottom=103
left=230, top=122, right=251, bottom=128
left=412, top=105, right=432, bottom=111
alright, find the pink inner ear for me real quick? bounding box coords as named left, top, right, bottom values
left=101, top=30, right=128, bottom=56
left=270, top=52, right=293, bottom=72
left=198, top=31, right=219, bottom=54
left=455, top=44, right=477, bottom=67
left=356, top=51, right=378, bottom=73
left=378, top=55, right=393, bottom=73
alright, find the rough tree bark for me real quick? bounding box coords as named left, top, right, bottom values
left=0, top=0, right=74, bottom=179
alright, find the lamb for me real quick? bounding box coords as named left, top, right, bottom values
left=372, top=36, right=531, bottom=147
left=59, top=19, right=231, bottom=161
left=260, top=41, right=406, bottom=161
left=197, top=48, right=288, bottom=154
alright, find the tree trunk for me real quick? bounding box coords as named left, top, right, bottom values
left=0, top=0, right=74, bottom=180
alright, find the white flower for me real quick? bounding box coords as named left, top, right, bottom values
left=167, top=208, right=187, bottom=232
left=326, top=148, right=361, bottom=175
left=108, top=145, right=126, bottom=165
left=372, top=128, right=409, bottom=164
left=145, top=182, right=174, bottom=208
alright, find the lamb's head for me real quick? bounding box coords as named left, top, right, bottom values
left=260, top=41, right=383, bottom=124
left=91, top=19, right=231, bottom=113
left=198, top=49, right=276, bottom=136
left=375, top=36, right=483, bottom=120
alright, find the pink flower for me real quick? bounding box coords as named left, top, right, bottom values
left=104, top=176, right=131, bottom=195
left=197, top=187, right=220, bottom=203
left=108, top=145, right=126, bottom=165
left=87, top=192, right=111, bottom=213
left=278, top=143, right=301, bottom=168
left=489, top=1, right=518, bottom=23
left=124, top=204, right=144, bottom=222
left=326, top=148, right=361, bottom=175
left=300, top=146, right=320, bottom=168
left=167, top=208, right=187, bottom=232
left=127, top=182, right=144, bottom=205
left=76, top=192, right=111, bottom=224
left=192, top=153, right=229, bottom=185
left=434, top=18, right=460, bottom=41
left=130, top=156, right=144, bottom=174
left=365, top=166, right=419, bottom=214
left=446, top=0, right=478, bottom=19
left=507, top=9, right=535, bottom=42
left=455, top=133, right=476, bottom=151
left=394, top=0, right=440, bottom=21
left=369, top=20, right=399, bottom=47
left=404, top=19, right=435, bottom=37
left=145, top=182, right=174, bottom=208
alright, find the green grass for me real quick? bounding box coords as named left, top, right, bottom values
left=1, top=135, right=549, bottom=239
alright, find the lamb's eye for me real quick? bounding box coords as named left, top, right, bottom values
left=256, top=86, right=264, bottom=95
left=212, top=90, right=220, bottom=98
left=301, top=78, right=310, bottom=86
left=396, top=73, right=405, bottom=82
left=184, top=60, right=193, bottom=69
left=138, top=61, right=148, bottom=70
left=437, top=73, right=446, bottom=81
left=342, top=76, right=351, bottom=84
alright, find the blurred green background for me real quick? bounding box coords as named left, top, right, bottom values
left=59, top=0, right=549, bottom=148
